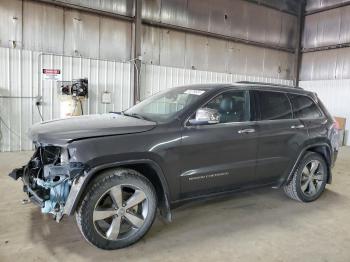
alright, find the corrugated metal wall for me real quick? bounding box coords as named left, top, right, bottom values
left=0, top=0, right=299, bottom=151
left=0, top=0, right=297, bottom=80
left=141, top=0, right=297, bottom=79
left=0, top=47, right=132, bottom=152
left=300, top=80, right=350, bottom=145
left=0, top=1, right=133, bottom=61
left=301, top=1, right=350, bottom=81
left=142, top=26, right=295, bottom=79
left=305, top=0, right=350, bottom=12
left=301, top=0, right=350, bottom=145
left=140, top=64, right=293, bottom=100
left=303, top=5, right=350, bottom=49
left=300, top=48, right=350, bottom=81
left=142, top=0, right=298, bottom=49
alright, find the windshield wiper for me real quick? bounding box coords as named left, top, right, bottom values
left=122, top=112, right=148, bottom=121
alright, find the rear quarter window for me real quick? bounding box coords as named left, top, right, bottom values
left=258, top=91, right=292, bottom=120
left=289, top=94, right=323, bottom=119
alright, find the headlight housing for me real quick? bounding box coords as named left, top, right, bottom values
left=60, top=147, right=70, bottom=164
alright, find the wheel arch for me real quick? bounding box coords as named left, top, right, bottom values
left=283, top=142, right=333, bottom=186
left=64, top=159, right=172, bottom=222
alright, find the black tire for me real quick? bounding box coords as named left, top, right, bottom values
left=75, top=168, right=157, bottom=250
left=284, top=152, right=328, bottom=202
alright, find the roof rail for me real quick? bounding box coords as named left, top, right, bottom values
left=236, top=81, right=301, bottom=89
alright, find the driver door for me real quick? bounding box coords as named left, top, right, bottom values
left=179, top=90, right=258, bottom=198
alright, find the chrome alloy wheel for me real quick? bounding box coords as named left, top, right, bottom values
left=300, top=160, right=325, bottom=197
left=93, top=184, right=149, bottom=240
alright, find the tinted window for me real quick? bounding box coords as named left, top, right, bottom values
left=289, top=94, right=322, bottom=119
left=258, top=91, right=292, bottom=120
left=202, top=91, right=250, bottom=123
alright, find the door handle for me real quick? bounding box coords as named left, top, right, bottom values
left=291, top=124, right=305, bottom=129
left=238, top=128, right=256, bottom=134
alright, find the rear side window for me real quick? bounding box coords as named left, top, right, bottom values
left=258, top=91, right=292, bottom=120
left=289, top=94, right=323, bottom=119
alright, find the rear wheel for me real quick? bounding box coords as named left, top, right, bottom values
left=284, top=152, right=328, bottom=202
left=76, top=168, right=157, bottom=250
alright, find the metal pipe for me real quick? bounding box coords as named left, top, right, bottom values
left=302, top=43, right=350, bottom=53
left=305, top=1, right=350, bottom=15
left=142, top=19, right=295, bottom=54
left=27, top=0, right=134, bottom=22
left=0, top=96, right=38, bottom=99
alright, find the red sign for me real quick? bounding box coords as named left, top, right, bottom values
left=42, top=69, right=62, bottom=81
left=42, top=69, right=61, bottom=74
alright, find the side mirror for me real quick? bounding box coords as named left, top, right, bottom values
left=189, top=108, right=220, bottom=125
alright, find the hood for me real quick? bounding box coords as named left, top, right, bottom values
left=29, top=113, right=156, bottom=145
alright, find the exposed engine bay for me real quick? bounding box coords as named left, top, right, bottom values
left=9, top=145, right=84, bottom=221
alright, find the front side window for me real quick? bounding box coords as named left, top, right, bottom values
left=289, top=94, right=323, bottom=119
left=199, top=90, right=250, bottom=124
left=124, top=87, right=208, bottom=123
left=258, top=91, right=292, bottom=120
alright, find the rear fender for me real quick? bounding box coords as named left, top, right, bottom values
left=281, top=142, right=332, bottom=187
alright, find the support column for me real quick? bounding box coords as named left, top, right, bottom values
left=294, top=1, right=305, bottom=87
left=133, top=0, right=142, bottom=104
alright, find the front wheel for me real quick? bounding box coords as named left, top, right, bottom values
left=76, top=168, right=157, bottom=250
left=284, top=152, right=328, bottom=202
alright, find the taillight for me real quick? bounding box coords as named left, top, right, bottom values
left=332, top=118, right=340, bottom=130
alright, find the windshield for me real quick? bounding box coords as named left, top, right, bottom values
left=124, top=87, right=208, bottom=123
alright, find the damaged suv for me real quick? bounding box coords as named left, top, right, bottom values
left=9, top=82, right=339, bottom=250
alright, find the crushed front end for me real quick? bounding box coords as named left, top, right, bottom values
left=9, top=144, right=85, bottom=221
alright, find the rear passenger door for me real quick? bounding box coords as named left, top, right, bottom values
left=288, top=94, right=328, bottom=138
left=253, top=90, right=308, bottom=184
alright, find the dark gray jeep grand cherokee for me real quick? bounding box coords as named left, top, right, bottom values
left=10, top=82, right=339, bottom=249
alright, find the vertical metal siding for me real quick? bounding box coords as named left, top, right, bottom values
left=140, top=63, right=294, bottom=100
left=300, top=47, right=350, bottom=81
left=303, top=6, right=350, bottom=49
left=23, top=1, right=65, bottom=54
left=0, top=47, right=132, bottom=152
left=143, top=0, right=298, bottom=49
left=142, top=25, right=296, bottom=80
left=0, top=0, right=22, bottom=49
left=1, top=1, right=133, bottom=62
left=300, top=79, right=350, bottom=145
left=306, top=0, right=350, bottom=12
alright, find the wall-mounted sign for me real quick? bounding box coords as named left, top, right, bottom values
left=42, top=69, right=62, bottom=81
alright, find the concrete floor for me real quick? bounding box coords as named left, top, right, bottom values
left=0, top=149, right=350, bottom=262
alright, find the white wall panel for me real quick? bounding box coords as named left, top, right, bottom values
left=143, top=26, right=296, bottom=80
left=300, top=80, right=350, bottom=145
left=64, top=10, right=100, bottom=58
left=99, top=17, right=132, bottom=61
left=0, top=0, right=22, bottom=49
left=140, top=63, right=293, bottom=100
left=0, top=47, right=132, bottom=152
left=23, top=1, right=64, bottom=54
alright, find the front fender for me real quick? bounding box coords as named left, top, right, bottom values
left=63, top=159, right=172, bottom=222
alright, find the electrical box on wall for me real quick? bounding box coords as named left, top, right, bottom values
left=57, top=78, right=89, bottom=118
left=102, top=92, right=112, bottom=104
